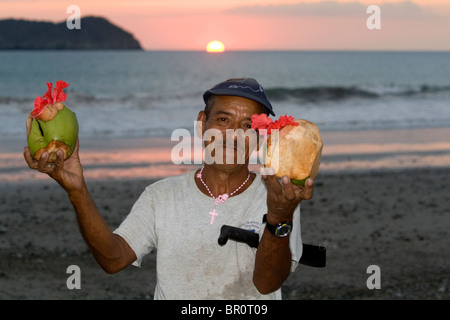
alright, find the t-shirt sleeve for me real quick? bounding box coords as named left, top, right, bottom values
left=289, top=205, right=302, bottom=272
left=113, top=185, right=157, bottom=267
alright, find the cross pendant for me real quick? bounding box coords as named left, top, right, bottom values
left=209, top=209, right=218, bottom=225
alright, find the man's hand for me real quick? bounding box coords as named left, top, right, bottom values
left=262, top=172, right=314, bottom=224
left=24, top=139, right=85, bottom=193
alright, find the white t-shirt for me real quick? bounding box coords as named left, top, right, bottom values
left=113, top=170, right=302, bottom=300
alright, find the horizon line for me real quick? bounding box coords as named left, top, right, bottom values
left=1, top=49, right=449, bottom=53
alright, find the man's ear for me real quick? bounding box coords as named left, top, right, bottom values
left=196, top=111, right=206, bottom=139
left=256, top=131, right=261, bottom=152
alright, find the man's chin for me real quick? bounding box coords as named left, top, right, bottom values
left=209, top=163, right=249, bottom=172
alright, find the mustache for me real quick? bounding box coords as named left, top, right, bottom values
left=210, top=137, right=253, bottom=150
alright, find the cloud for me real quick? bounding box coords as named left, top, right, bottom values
left=226, top=1, right=363, bottom=17
left=225, top=1, right=441, bottom=20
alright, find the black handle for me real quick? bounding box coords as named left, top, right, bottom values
left=218, top=225, right=260, bottom=248
left=218, top=225, right=326, bottom=268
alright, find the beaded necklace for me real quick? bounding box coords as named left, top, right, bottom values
left=196, top=166, right=251, bottom=225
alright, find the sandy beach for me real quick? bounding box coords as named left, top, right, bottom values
left=0, top=128, right=449, bottom=300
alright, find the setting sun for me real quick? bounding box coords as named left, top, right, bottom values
left=206, top=40, right=225, bottom=53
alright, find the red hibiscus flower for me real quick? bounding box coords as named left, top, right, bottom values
left=251, top=113, right=298, bottom=134
left=31, top=80, right=69, bottom=118
left=31, top=96, right=49, bottom=118
left=251, top=113, right=273, bottom=131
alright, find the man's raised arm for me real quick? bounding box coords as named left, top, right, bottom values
left=24, top=141, right=136, bottom=273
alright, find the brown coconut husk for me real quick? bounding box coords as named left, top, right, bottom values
left=265, top=119, right=323, bottom=181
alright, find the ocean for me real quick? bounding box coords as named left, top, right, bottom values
left=1, top=50, right=450, bottom=139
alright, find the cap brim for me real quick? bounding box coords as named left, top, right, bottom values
left=203, top=89, right=275, bottom=116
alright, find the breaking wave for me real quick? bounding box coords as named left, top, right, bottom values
left=2, top=84, right=450, bottom=110
left=264, top=84, right=450, bottom=102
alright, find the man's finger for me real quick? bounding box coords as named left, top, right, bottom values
left=23, top=146, right=38, bottom=169
left=282, top=176, right=296, bottom=201
left=300, top=178, right=314, bottom=200
left=53, top=149, right=65, bottom=175
left=73, top=139, right=80, bottom=156
left=37, top=152, right=52, bottom=172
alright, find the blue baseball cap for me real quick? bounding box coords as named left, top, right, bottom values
left=203, top=78, right=275, bottom=116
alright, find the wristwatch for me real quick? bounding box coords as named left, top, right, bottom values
left=263, top=214, right=292, bottom=238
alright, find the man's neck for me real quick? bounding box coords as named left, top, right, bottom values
left=198, top=164, right=253, bottom=197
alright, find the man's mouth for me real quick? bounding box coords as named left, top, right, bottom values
left=222, top=143, right=244, bottom=153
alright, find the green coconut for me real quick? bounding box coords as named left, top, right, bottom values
left=26, top=105, right=78, bottom=162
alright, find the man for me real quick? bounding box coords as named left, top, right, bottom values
left=24, top=78, right=314, bottom=299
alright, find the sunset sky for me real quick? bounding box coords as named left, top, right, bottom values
left=1, top=0, right=450, bottom=51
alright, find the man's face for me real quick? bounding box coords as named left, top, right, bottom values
left=198, top=95, right=264, bottom=168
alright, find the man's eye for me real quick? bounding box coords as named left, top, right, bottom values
left=219, top=117, right=227, bottom=122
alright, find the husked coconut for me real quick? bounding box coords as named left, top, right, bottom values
left=265, top=119, right=323, bottom=185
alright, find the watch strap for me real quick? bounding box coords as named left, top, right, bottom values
left=263, top=214, right=292, bottom=237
